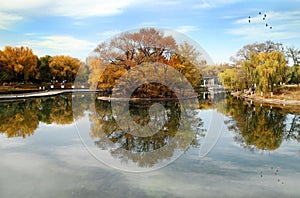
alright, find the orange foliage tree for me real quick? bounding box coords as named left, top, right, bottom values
left=88, top=28, right=203, bottom=97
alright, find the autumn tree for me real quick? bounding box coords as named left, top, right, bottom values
left=90, top=28, right=204, bottom=97
left=49, top=55, right=82, bottom=83
left=220, top=41, right=289, bottom=93
left=285, top=46, right=300, bottom=84
left=167, top=54, right=203, bottom=93
left=286, top=46, right=300, bottom=66
left=287, top=65, right=300, bottom=84
left=254, top=51, right=287, bottom=93
left=199, top=63, right=230, bottom=77
left=230, top=40, right=284, bottom=64
left=176, top=41, right=207, bottom=67
left=218, top=67, right=246, bottom=90
left=0, top=46, right=38, bottom=82
left=87, top=58, right=104, bottom=89
left=75, top=63, right=89, bottom=83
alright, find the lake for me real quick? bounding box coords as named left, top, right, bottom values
left=0, top=92, right=299, bottom=198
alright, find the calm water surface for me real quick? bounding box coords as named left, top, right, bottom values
left=0, top=93, right=299, bottom=198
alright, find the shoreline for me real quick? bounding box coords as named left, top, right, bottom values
left=0, top=89, right=98, bottom=101
left=97, top=96, right=198, bottom=101
left=231, top=92, right=300, bottom=106
left=0, top=89, right=198, bottom=102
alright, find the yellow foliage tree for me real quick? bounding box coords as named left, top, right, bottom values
left=0, top=46, right=38, bottom=82
left=49, top=55, right=82, bottom=82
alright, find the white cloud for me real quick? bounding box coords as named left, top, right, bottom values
left=50, top=0, right=138, bottom=18
left=193, top=0, right=242, bottom=9
left=0, top=12, right=23, bottom=30
left=21, top=35, right=95, bottom=60
left=33, top=36, right=94, bottom=50
left=193, top=0, right=212, bottom=9
left=0, top=0, right=49, bottom=11
left=176, top=25, right=199, bottom=33
left=0, top=0, right=140, bottom=18
left=0, top=134, right=25, bottom=148
left=153, top=0, right=181, bottom=5
left=96, top=30, right=122, bottom=41
left=0, top=0, right=143, bottom=30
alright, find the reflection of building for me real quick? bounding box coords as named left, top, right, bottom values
left=202, top=76, right=225, bottom=101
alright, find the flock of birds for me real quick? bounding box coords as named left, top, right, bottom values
left=248, top=11, right=272, bottom=29
left=259, top=166, right=284, bottom=185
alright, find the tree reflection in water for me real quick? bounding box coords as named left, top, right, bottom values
left=89, top=99, right=205, bottom=168
left=1, top=93, right=299, bottom=167
left=0, top=93, right=90, bottom=138
left=219, top=96, right=300, bottom=151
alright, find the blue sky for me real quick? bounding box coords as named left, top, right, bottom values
left=0, top=0, right=300, bottom=63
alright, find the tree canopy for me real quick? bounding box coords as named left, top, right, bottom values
left=0, top=46, right=38, bottom=82
left=219, top=41, right=288, bottom=94
left=0, top=46, right=85, bottom=85
left=89, top=28, right=204, bottom=97
left=49, top=55, right=83, bottom=83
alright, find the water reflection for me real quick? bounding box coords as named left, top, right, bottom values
left=1, top=93, right=300, bottom=197
left=1, top=93, right=300, bottom=166
left=88, top=99, right=205, bottom=168
left=219, top=96, right=300, bottom=151
left=0, top=94, right=90, bottom=138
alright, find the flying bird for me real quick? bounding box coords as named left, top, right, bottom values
left=247, top=11, right=273, bottom=30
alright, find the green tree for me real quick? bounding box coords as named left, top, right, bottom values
left=37, top=55, right=52, bottom=82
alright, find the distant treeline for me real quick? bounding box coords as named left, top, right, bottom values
left=1, top=35, right=299, bottom=97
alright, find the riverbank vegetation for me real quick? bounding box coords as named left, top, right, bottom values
left=218, top=41, right=300, bottom=98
